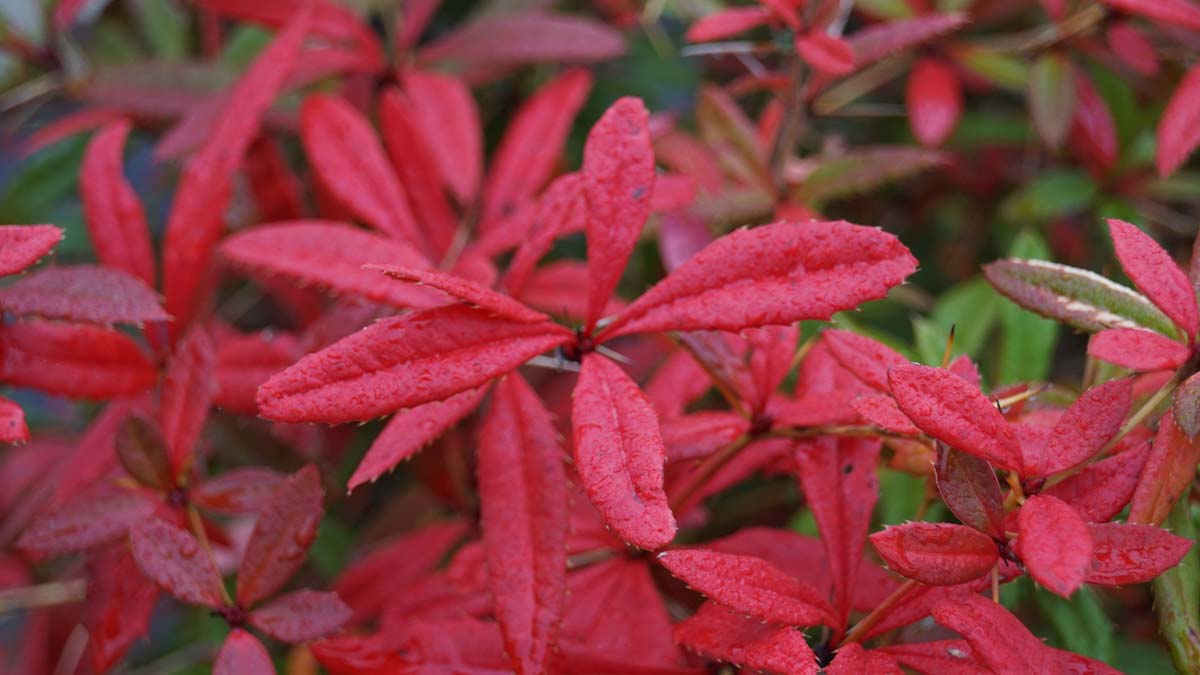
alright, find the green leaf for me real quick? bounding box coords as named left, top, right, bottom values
left=1153, top=498, right=1200, bottom=674
left=1034, top=586, right=1114, bottom=662
left=915, top=277, right=998, bottom=365
left=1000, top=170, right=1097, bottom=225
left=876, top=468, right=926, bottom=526
left=792, top=146, right=948, bottom=208
left=1029, top=52, right=1077, bottom=149
left=308, top=516, right=354, bottom=579
left=983, top=257, right=1179, bottom=337
left=0, top=135, right=87, bottom=225
left=129, top=0, right=190, bottom=61
left=996, top=231, right=1059, bottom=384
left=954, top=45, right=1028, bottom=91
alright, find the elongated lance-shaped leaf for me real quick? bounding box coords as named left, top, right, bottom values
left=19, top=484, right=156, bottom=555
left=686, top=8, right=771, bottom=43
left=822, top=329, right=907, bottom=393
left=1088, top=328, right=1189, bottom=371
left=850, top=13, right=968, bottom=67
left=478, top=374, right=568, bottom=675
left=1108, top=219, right=1199, bottom=340
left=0, top=320, right=156, bottom=399
left=237, top=465, right=324, bottom=606
left=870, top=522, right=998, bottom=586
left=572, top=353, right=676, bottom=550
left=1028, top=52, right=1076, bottom=149
left=418, top=11, right=625, bottom=68
left=402, top=69, right=481, bottom=204
left=673, top=602, right=819, bottom=674
left=1130, top=411, right=1200, bottom=526
left=191, top=468, right=284, bottom=516
left=932, top=594, right=1057, bottom=673
left=160, top=328, right=217, bottom=478
left=1025, top=379, right=1130, bottom=476
left=1042, top=439, right=1149, bottom=523
left=196, top=0, right=384, bottom=69
left=366, top=265, right=550, bottom=324
left=81, top=120, right=155, bottom=286
left=1153, top=497, right=1200, bottom=673
left=129, top=517, right=226, bottom=608
left=1085, top=522, right=1192, bottom=585
left=248, top=590, right=353, bottom=643
left=0, top=265, right=168, bottom=326
left=907, top=58, right=962, bottom=148
left=983, top=258, right=1179, bottom=337
left=0, top=225, right=62, bottom=277
left=1158, top=63, right=1200, bottom=177
left=935, top=444, right=1006, bottom=538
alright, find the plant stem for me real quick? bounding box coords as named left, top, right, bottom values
left=187, top=505, right=233, bottom=606
left=669, top=435, right=752, bottom=513
left=768, top=55, right=808, bottom=197
left=0, top=579, right=87, bottom=614
left=839, top=579, right=919, bottom=646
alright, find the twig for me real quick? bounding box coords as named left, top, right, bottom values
left=0, top=579, right=87, bottom=614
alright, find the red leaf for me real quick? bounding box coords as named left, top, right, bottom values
left=600, top=221, right=916, bottom=340
left=1108, top=219, right=1198, bottom=339
left=348, top=387, right=488, bottom=491
left=366, top=265, right=550, bottom=324
left=129, top=517, right=226, bottom=607
left=1088, top=328, right=1189, bottom=371
left=196, top=0, right=383, bottom=69
left=300, top=94, right=426, bottom=250
left=19, top=484, right=155, bottom=554
left=246, top=136, right=305, bottom=221
left=249, top=589, right=352, bottom=643
left=870, top=523, right=998, bottom=586
left=1130, top=411, right=1200, bottom=525
left=257, top=305, right=570, bottom=423
left=1098, top=0, right=1200, bottom=32
left=214, top=330, right=303, bottom=414
left=794, top=33, right=856, bottom=76
left=907, top=58, right=961, bottom=148
left=0, top=320, right=155, bottom=399
left=237, top=465, right=324, bottom=606
left=192, top=468, right=284, bottom=515
left=853, top=394, right=920, bottom=435
left=1069, top=73, right=1118, bottom=174
left=1107, top=21, right=1158, bottom=77
left=825, top=643, right=903, bottom=675
left=22, top=107, right=125, bottom=157
left=116, top=415, right=172, bottom=490
left=888, top=364, right=1021, bottom=470
left=478, top=373, right=569, bottom=674
left=86, top=548, right=159, bottom=673
left=0, top=396, right=28, bottom=443
left=1085, top=522, right=1193, bottom=585
left=214, top=629, right=274, bottom=675
left=1159, top=62, right=1200, bottom=177
left=159, top=328, right=217, bottom=477
left=657, top=549, right=834, bottom=626
left=502, top=174, right=588, bottom=296
left=1042, top=440, right=1149, bottom=522
left=419, top=11, right=624, bottom=68
left=572, top=354, right=676, bottom=550
left=934, top=447, right=1006, bottom=538
left=876, top=640, right=987, bottom=675
left=849, top=13, right=968, bottom=66
left=822, top=329, right=907, bottom=392
left=0, top=225, right=62, bottom=277
left=931, top=594, right=1056, bottom=674
left=482, top=69, right=592, bottom=226
left=80, top=120, right=155, bottom=286
left=795, top=437, right=880, bottom=627
left=1025, top=379, right=1130, bottom=476
left=685, top=8, right=772, bottom=43
left=220, top=221, right=436, bottom=308
left=582, top=97, right=657, bottom=332
left=673, top=602, right=818, bottom=674
left=662, top=412, right=750, bottom=462
left=402, top=70, right=482, bottom=204
left=1016, top=494, right=1092, bottom=597
left=0, top=265, right=167, bottom=325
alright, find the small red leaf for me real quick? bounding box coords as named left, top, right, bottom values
left=907, top=58, right=962, bottom=147
left=888, top=364, right=1021, bottom=470
left=853, top=394, right=920, bottom=435
left=870, top=523, right=998, bottom=586
left=85, top=548, right=160, bottom=673
left=600, top=221, right=916, bottom=340
left=246, top=136, right=304, bottom=221
left=502, top=174, right=588, bottom=296
left=159, top=327, right=217, bottom=477
left=0, top=397, right=28, bottom=443
left=1107, top=21, right=1158, bottom=77
left=1069, top=73, right=1118, bottom=174
left=192, top=468, right=284, bottom=515
left=129, top=517, right=226, bottom=607
left=875, top=640, right=985, bottom=675
left=419, top=11, right=624, bottom=68
left=849, top=13, right=969, bottom=66
left=478, top=373, right=569, bottom=675
left=572, top=354, right=676, bottom=550
left=1159, top=62, right=1200, bottom=177
left=366, top=265, right=549, bottom=323
left=249, top=589, right=352, bottom=643
left=196, top=0, right=383, bottom=68
left=673, top=602, right=818, bottom=674
left=1042, top=440, right=1149, bottom=522
left=657, top=549, right=834, bottom=626
left=794, top=33, right=856, bottom=76
left=0, top=225, right=63, bottom=277
left=932, top=594, right=1055, bottom=674
left=826, top=643, right=904, bottom=675
left=582, top=97, right=656, bottom=332
left=822, top=329, right=907, bottom=392
left=0, top=320, right=156, bottom=399
left=935, top=446, right=1006, bottom=538
left=686, top=8, right=772, bottom=43
left=0, top=265, right=167, bottom=325
left=19, top=484, right=155, bottom=555
left=1016, top=494, right=1092, bottom=597
left=81, top=120, right=155, bottom=286
left=214, top=330, right=303, bottom=414
left=1088, top=328, right=1189, bottom=371
left=237, top=465, right=324, bottom=606
left=214, top=629, right=274, bottom=675
left=1026, top=379, right=1131, bottom=476
left=257, top=306, right=569, bottom=423
left=402, top=70, right=482, bottom=204
left=662, top=412, right=750, bottom=462
left=1085, top=522, right=1193, bottom=585
left=1130, top=411, right=1200, bottom=525
left=1108, top=219, right=1198, bottom=339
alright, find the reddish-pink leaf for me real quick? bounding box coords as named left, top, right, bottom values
left=0, top=225, right=62, bottom=277
left=582, top=97, right=656, bottom=332
left=822, top=329, right=907, bottom=392
left=300, top=94, right=426, bottom=250
left=237, top=465, right=324, bottom=606
left=249, top=589, right=352, bottom=643
left=1130, top=411, right=1200, bottom=525
left=600, top=221, right=916, bottom=340
left=257, top=305, right=569, bottom=423
left=1017, top=494, right=1092, bottom=597
left=1042, top=440, right=1149, bottom=523
left=214, top=330, right=303, bottom=414
left=662, top=412, right=750, bottom=462
left=1107, top=21, right=1158, bottom=77
left=686, top=7, right=772, bottom=43
left=0, top=320, right=156, bottom=398
left=888, top=364, right=1021, bottom=470
left=402, top=70, right=482, bottom=204
left=1085, top=522, right=1192, bottom=585
left=850, top=13, right=968, bottom=66
left=220, top=221, right=436, bottom=308
left=22, top=107, right=125, bottom=157
left=0, top=396, right=28, bottom=444
left=932, top=594, right=1056, bottom=674
left=348, top=387, right=488, bottom=491
left=1088, top=328, right=1189, bottom=371
left=192, top=468, right=284, bottom=515
left=794, top=33, right=855, bottom=76
left=572, top=354, right=676, bottom=550
left=197, top=0, right=383, bottom=69
left=366, top=265, right=550, bottom=324
left=876, top=640, right=987, bottom=675
left=1158, top=62, right=1200, bottom=177
left=657, top=549, right=833, bottom=626
left=482, top=69, right=592, bottom=226
left=478, top=373, right=568, bottom=675
left=826, top=643, right=904, bottom=675
left=907, top=58, right=961, bottom=148
left=1070, top=73, right=1118, bottom=174
left=246, top=136, right=305, bottom=221
left=0, top=265, right=167, bottom=325
left=80, top=120, right=155, bottom=286
left=214, top=629, right=274, bottom=675
left=86, top=548, right=159, bottom=673
left=129, top=517, right=226, bottom=607
left=853, top=394, right=920, bottom=435
left=159, top=328, right=217, bottom=477
left=673, top=602, right=818, bottom=674
left=1108, top=219, right=1198, bottom=339
left=115, top=415, right=172, bottom=490
left=1027, top=379, right=1131, bottom=476
left=420, top=11, right=624, bottom=68
left=502, top=174, right=588, bottom=296
left=1098, top=0, right=1200, bottom=32
left=870, top=523, right=998, bottom=586
left=19, top=484, right=155, bottom=554
left=935, top=446, right=1006, bottom=538
left=795, top=437, right=880, bottom=628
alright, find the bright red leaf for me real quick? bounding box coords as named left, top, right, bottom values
left=236, top=465, right=324, bottom=606
left=822, top=329, right=907, bottom=392
left=1026, top=379, right=1130, bottom=476
left=686, top=8, right=772, bottom=43
left=0, top=320, right=156, bottom=399
left=367, top=265, right=550, bottom=324
left=907, top=58, right=962, bottom=148
left=1130, top=411, right=1200, bottom=525
left=1108, top=219, right=1198, bottom=340
left=129, top=517, right=226, bottom=608
left=932, top=594, right=1056, bottom=674
left=673, top=602, right=819, bottom=674
left=159, top=328, right=217, bottom=477
left=1085, top=522, right=1192, bottom=585
left=214, top=629, right=274, bottom=675
left=870, top=522, right=999, bottom=586
left=249, top=589, right=352, bottom=643
left=794, top=33, right=856, bottom=76
left=1088, top=328, right=1190, bottom=371
left=1016, top=494, right=1092, bottom=597
left=0, top=225, right=62, bottom=277
left=402, top=70, right=482, bottom=204
left=0, top=265, right=167, bottom=325
left=80, top=120, right=155, bottom=286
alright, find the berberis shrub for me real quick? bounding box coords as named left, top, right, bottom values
left=2, top=0, right=1200, bottom=673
